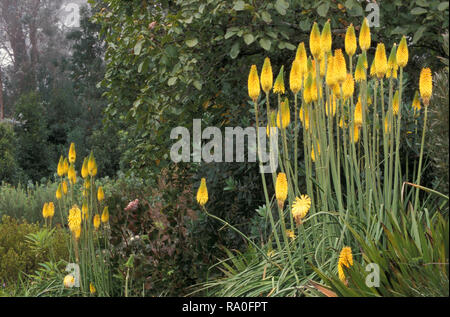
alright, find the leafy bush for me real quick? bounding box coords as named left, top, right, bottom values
left=0, top=181, right=59, bottom=224
left=0, top=122, right=19, bottom=184
left=0, top=216, right=69, bottom=286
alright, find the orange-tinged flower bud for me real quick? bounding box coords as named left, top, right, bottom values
left=101, top=206, right=109, bottom=223
left=62, top=180, right=68, bottom=194
left=345, top=24, right=357, bottom=57
left=63, top=158, right=69, bottom=175
left=342, top=73, right=354, bottom=99
left=374, top=43, right=387, bottom=79
left=57, top=156, right=64, bottom=177
left=273, top=66, right=285, bottom=94
left=48, top=202, right=55, bottom=218
left=97, top=186, right=105, bottom=202
left=261, top=57, right=273, bottom=93
left=42, top=202, right=49, bottom=219
left=88, top=151, right=97, bottom=177
left=248, top=65, right=260, bottom=101
left=359, top=18, right=371, bottom=51
left=320, top=20, right=332, bottom=54
left=334, top=49, right=347, bottom=84
left=56, top=184, right=62, bottom=200
left=304, top=73, right=313, bottom=104
left=396, top=36, right=408, bottom=68
left=275, top=172, right=288, bottom=205
left=277, top=97, right=290, bottom=129
left=93, top=214, right=100, bottom=229
left=393, top=90, right=400, bottom=115
left=412, top=90, right=421, bottom=114
left=81, top=157, right=89, bottom=179
left=295, top=42, right=308, bottom=75
left=68, top=143, right=76, bottom=164
left=196, top=178, right=208, bottom=206
left=325, top=54, right=337, bottom=87
left=289, top=59, right=302, bottom=94
left=419, top=67, right=432, bottom=105
left=309, top=22, right=322, bottom=58
left=354, top=99, right=363, bottom=127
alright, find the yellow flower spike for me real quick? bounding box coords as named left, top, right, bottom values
left=291, top=194, right=311, bottom=225
left=63, top=158, right=69, bottom=175
left=393, top=90, right=400, bottom=115
left=359, top=17, right=371, bottom=51
left=332, top=83, right=341, bottom=99
left=88, top=151, right=98, bottom=177
left=321, top=20, right=332, bottom=54
left=261, top=57, right=273, bottom=94
left=248, top=65, right=260, bottom=101
left=48, top=202, right=55, bottom=219
left=68, top=164, right=77, bottom=185
left=286, top=229, right=296, bottom=240
left=82, top=202, right=89, bottom=220
left=57, top=156, right=64, bottom=177
left=56, top=184, right=62, bottom=200
left=374, top=43, right=387, bottom=79
left=354, top=55, right=366, bottom=82
left=384, top=116, right=392, bottom=134
left=325, top=95, right=337, bottom=117
left=42, top=202, right=49, bottom=219
left=419, top=67, right=432, bottom=106
left=275, top=172, right=288, bottom=207
left=334, top=49, right=347, bottom=84
left=97, top=186, right=105, bottom=202
left=387, top=44, right=397, bottom=79
left=309, top=22, right=322, bottom=58
left=311, top=143, right=320, bottom=162
left=101, top=206, right=109, bottom=223
left=196, top=178, right=208, bottom=206
left=68, top=205, right=82, bottom=239
left=93, top=214, right=100, bottom=229
left=354, top=99, right=363, bottom=127
left=338, top=246, right=354, bottom=284
left=342, top=73, right=355, bottom=100
left=81, top=157, right=89, bottom=179
left=295, top=42, right=308, bottom=75
left=353, top=125, right=360, bottom=143
left=310, top=76, right=318, bottom=102
left=325, top=54, right=336, bottom=87
left=396, top=36, right=408, bottom=68
left=90, top=283, right=96, bottom=295
left=289, top=59, right=302, bottom=94
left=304, top=73, right=313, bottom=104
left=345, top=23, right=357, bottom=57
left=273, top=66, right=285, bottom=94
left=64, top=275, right=75, bottom=288
left=307, top=57, right=314, bottom=75
left=68, top=143, right=76, bottom=164
left=319, top=52, right=327, bottom=78
left=412, top=90, right=421, bottom=114
left=299, top=105, right=310, bottom=130
left=62, top=180, right=68, bottom=194
left=276, top=97, right=291, bottom=129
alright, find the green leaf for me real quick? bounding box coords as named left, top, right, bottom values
left=225, top=29, right=237, bottom=39
left=185, top=38, right=198, bottom=47
left=413, top=26, right=427, bottom=44
left=168, top=77, right=177, bottom=86
left=411, top=7, right=428, bottom=15
left=284, top=42, right=296, bottom=51
left=193, top=80, right=202, bottom=90
left=317, top=2, right=330, bottom=17
left=134, top=40, right=144, bottom=55
left=233, top=0, right=245, bottom=11
left=230, top=42, right=240, bottom=59
left=261, top=11, right=272, bottom=23
left=243, top=33, right=255, bottom=45
left=438, top=2, right=449, bottom=11
left=299, top=19, right=310, bottom=32
left=259, top=38, right=271, bottom=51
left=275, top=0, right=289, bottom=15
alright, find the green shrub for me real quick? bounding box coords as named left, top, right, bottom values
left=0, top=181, right=59, bottom=224
left=0, top=216, right=69, bottom=286
left=0, top=123, right=19, bottom=184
